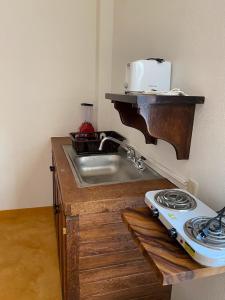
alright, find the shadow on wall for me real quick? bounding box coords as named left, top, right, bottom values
left=15, top=140, right=53, bottom=209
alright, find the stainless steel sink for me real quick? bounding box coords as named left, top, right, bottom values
left=63, top=145, right=162, bottom=187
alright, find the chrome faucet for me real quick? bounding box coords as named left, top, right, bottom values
left=98, top=137, right=145, bottom=171
left=99, top=136, right=126, bottom=151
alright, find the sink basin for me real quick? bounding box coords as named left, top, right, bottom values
left=63, top=145, right=162, bottom=187
left=74, top=154, right=121, bottom=177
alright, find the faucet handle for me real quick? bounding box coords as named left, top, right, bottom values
left=135, top=156, right=146, bottom=171
left=127, top=146, right=135, bottom=160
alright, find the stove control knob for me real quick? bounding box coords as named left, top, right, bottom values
left=151, top=208, right=159, bottom=218
left=168, top=228, right=177, bottom=239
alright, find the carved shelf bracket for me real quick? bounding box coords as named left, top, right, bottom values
left=113, top=101, right=157, bottom=144
left=106, top=93, right=205, bottom=160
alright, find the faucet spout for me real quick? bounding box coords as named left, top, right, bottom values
left=99, top=137, right=125, bottom=151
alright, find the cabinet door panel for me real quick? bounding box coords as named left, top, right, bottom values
left=52, top=164, right=67, bottom=299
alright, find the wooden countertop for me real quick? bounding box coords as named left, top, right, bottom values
left=122, top=208, right=225, bottom=286
left=51, top=137, right=175, bottom=216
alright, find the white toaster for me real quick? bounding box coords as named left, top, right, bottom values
left=124, top=58, right=171, bottom=93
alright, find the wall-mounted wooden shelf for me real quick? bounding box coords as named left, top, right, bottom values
left=105, top=93, right=205, bottom=160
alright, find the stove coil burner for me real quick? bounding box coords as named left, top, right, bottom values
left=154, top=190, right=197, bottom=211
left=184, top=217, right=225, bottom=249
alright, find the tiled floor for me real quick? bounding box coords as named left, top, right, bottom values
left=0, top=207, right=62, bottom=300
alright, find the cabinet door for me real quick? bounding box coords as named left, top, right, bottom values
left=50, top=158, right=79, bottom=300
left=56, top=184, right=67, bottom=300
left=51, top=161, right=67, bottom=299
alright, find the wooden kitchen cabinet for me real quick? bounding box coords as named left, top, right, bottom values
left=51, top=137, right=225, bottom=299
left=51, top=137, right=175, bottom=300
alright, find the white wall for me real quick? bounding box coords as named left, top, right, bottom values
left=96, top=0, right=114, bottom=129
left=97, top=1, right=225, bottom=299
left=0, top=0, right=98, bottom=210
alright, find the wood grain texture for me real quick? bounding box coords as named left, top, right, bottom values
left=80, top=249, right=144, bottom=270
left=51, top=137, right=175, bottom=216
left=53, top=171, right=67, bottom=299
left=66, top=216, right=80, bottom=300
left=80, top=260, right=151, bottom=283
left=122, top=208, right=225, bottom=286
left=79, top=211, right=123, bottom=228
left=105, top=93, right=204, bottom=160
left=80, top=273, right=156, bottom=297
left=114, top=101, right=157, bottom=144
left=79, top=237, right=138, bottom=257
left=105, top=93, right=205, bottom=104
left=79, top=210, right=172, bottom=300
left=80, top=222, right=130, bottom=241
left=145, top=104, right=195, bottom=159
left=80, top=284, right=171, bottom=300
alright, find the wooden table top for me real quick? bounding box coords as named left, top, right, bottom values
left=122, top=208, right=225, bottom=286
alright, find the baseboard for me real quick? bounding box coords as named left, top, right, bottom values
left=0, top=206, right=53, bottom=214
